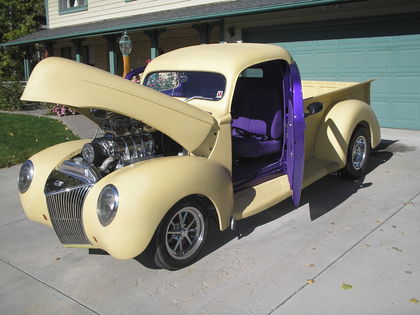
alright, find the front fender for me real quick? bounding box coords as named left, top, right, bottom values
left=82, top=156, right=233, bottom=259
left=314, top=100, right=381, bottom=168
left=20, top=139, right=90, bottom=226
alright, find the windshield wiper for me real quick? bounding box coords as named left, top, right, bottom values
left=185, top=96, right=214, bottom=102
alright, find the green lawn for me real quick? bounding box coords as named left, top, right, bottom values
left=0, top=113, right=79, bottom=168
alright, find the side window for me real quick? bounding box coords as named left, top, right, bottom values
left=239, top=68, right=263, bottom=78
left=232, top=60, right=286, bottom=118
left=59, top=0, right=88, bottom=14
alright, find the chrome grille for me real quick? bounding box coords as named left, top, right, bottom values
left=46, top=185, right=92, bottom=245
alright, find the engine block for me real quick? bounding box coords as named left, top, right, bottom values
left=80, top=112, right=156, bottom=173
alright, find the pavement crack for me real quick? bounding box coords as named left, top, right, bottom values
left=0, top=218, right=27, bottom=229
left=0, top=258, right=100, bottom=315
left=267, top=190, right=420, bottom=315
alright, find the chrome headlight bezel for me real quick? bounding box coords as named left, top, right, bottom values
left=97, top=184, right=119, bottom=226
left=18, top=160, right=34, bottom=194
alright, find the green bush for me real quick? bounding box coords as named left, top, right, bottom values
left=0, top=80, right=25, bottom=111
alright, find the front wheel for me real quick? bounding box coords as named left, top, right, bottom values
left=338, top=127, right=370, bottom=179
left=153, top=199, right=208, bottom=270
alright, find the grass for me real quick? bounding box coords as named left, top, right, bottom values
left=0, top=113, right=79, bottom=168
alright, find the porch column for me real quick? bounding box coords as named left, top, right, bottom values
left=23, top=46, right=31, bottom=81
left=72, top=39, right=83, bottom=62
left=104, top=35, right=117, bottom=74
left=192, top=22, right=219, bottom=44
left=219, top=20, right=225, bottom=42
left=46, top=42, right=55, bottom=56
left=145, top=29, right=165, bottom=59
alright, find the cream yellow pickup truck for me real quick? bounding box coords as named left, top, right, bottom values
left=18, top=43, right=380, bottom=270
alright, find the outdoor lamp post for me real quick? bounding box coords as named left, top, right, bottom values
left=119, top=31, right=132, bottom=78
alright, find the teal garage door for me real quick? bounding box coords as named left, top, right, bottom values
left=244, top=32, right=420, bottom=130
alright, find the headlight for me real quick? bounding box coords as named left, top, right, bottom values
left=18, top=160, right=34, bottom=193
left=97, top=184, right=119, bottom=226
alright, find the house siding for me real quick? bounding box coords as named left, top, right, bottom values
left=48, top=0, right=232, bottom=29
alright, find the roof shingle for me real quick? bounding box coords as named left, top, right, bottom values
left=1, top=0, right=344, bottom=46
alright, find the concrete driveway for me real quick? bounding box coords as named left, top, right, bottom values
left=1, top=128, right=419, bottom=314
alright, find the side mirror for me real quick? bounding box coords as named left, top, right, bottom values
left=304, top=102, right=323, bottom=118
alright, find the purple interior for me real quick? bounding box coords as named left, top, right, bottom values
left=231, top=86, right=283, bottom=158
left=233, top=156, right=285, bottom=191
left=125, top=66, right=146, bottom=80
left=231, top=70, right=286, bottom=189
left=231, top=60, right=305, bottom=206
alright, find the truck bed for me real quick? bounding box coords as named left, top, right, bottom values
left=302, top=80, right=373, bottom=103
left=302, top=79, right=374, bottom=170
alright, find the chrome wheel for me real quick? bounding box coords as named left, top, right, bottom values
left=352, top=135, right=367, bottom=170
left=165, top=206, right=205, bottom=260
left=338, top=126, right=370, bottom=180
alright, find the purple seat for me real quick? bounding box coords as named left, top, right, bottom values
left=232, top=87, right=283, bottom=158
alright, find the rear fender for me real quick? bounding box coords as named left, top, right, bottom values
left=314, top=100, right=381, bottom=168
left=82, top=155, right=233, bottom=259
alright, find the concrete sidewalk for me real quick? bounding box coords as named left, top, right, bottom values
left=0, top=128, right=419, bottom=314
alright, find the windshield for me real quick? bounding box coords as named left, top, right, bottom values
left=144, top=71, right=226, bottom=101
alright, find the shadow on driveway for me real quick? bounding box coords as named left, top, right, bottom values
left=126, top=139, right=396, bottom=269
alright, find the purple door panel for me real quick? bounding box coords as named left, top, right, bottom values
left=284, top=62, right=305, bottom=206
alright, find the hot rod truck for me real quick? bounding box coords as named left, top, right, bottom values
left=18, top=43, right=380, bottom=270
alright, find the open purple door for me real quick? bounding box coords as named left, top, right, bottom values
left=284, top=62, right=305, bottom=206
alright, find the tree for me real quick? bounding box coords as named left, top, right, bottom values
left=0, top=0, right=44, bottom=80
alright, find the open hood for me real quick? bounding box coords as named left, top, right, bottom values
left=21, top=57, right=216, bottom=153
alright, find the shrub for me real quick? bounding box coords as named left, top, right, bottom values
left=0, top=80, right=25, bottom=111
left=50, top=104, right=77, bottom=116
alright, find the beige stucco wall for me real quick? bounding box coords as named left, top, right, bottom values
left=48, top=0, right=233, bottom=29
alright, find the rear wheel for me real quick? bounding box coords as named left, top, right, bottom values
left=153, top=199, right=208, bottom=270
left=338, top=127, right=370, bottom=179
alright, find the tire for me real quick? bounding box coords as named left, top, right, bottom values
left=153, top=198, right=208, bottom=270
left=338, top=126, right=370, bottom=180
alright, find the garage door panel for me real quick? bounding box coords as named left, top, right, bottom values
left=339, top=38, right=364, bottom=47
left=372, top=100, right=391, bottom=120
left=394, top=76, right=420, bottom=96
left=367, top=37, right=393, bottom=47
left=291, top=53, right=315, bottom=70
left=341, top=52, right=365, bottom=71
left=395, top=36, right=420, bottom=46
left=312, top=40, right=339, bottom=49
left=396, top=52, right=420, bottom=71
left=372, top=76, right=391, bottom=96
left=269, top=34, right=420, bottom=129
left=285, top=41, right=309, bottom=49
left=367, top=51, right=392, bottom=71
left=315, top=53, right=338, bottom=71
left=393, top=102, right=419, bottom=121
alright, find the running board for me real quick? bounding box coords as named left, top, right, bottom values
left=233, top=158, right=339, bottom=220
left=302, top=158, right=340, bottom=189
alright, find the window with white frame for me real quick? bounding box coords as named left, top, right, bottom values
left=59, top=0, right=87, bottom=14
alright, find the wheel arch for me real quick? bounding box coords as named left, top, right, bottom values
left=314, top=99, right=381, bottom=168
left=162, top=194, right=222, bottom=230
left=82, top=155, right=233, bottom=259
